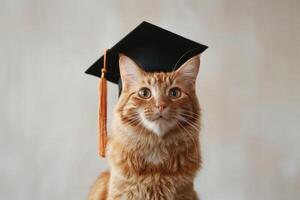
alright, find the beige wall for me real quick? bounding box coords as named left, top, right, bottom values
left=1, top=0, right=299, bottom=199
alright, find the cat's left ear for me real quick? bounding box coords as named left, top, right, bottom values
left=119, top=54, right=145, bottom=90
left=175, top=55, right=200, bottom=85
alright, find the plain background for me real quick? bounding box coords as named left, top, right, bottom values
left=1, top=0, right=299, bottom=199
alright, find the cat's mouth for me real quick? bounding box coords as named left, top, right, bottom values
left=138, top=111, right=177, bottom=136
left=149, top=114, right=166, bottom=122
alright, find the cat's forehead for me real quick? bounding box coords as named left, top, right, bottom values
left=143, top=72, right=176, bottom=86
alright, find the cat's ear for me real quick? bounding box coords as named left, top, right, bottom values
left=119, top=54, right=145, bottom=90
left=175, top=55, right=200, bottom=85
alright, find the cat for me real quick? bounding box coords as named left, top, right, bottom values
left=88, top=54, right=202, bottom=200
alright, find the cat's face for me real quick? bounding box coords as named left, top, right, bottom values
left=116, top=54, right=200, bottom=137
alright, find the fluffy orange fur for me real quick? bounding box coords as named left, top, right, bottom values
left=88, top=54, right=202, bottom=200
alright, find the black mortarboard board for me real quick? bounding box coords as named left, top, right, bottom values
left=85, top=21, right=208, bottom=92
left=86, top=21, right=208, bottom=158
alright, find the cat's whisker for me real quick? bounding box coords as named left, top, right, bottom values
left=178, top=113, right=200, bottom=123
left=179, top=113, right=200, bottom=122
left=137, top=117, right=147, bottom=136
left=175, top=119, right=200, bottom=157
left=179, top=113, right=200, bottom=121
left=126, top=116, right=140, bottom=123
left=177, top=116, right=201, bottom=132
left=180, top=111, right=201, bottom=117
left=175, top=119, right=194, bottom=156
left=181, top=110, right=201, bottom=117
left=176, top=118, right=198, bottom=138
left=123, top=116, right=141, bottom=129
left=126, top=119, right=141, bottom=128
left=123, top=112, right=139, bottom=117
left=174, top=119, right=190, bottom=155
left=125, top=114, right=138, bottom=120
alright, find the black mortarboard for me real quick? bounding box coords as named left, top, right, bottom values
left=85, top=21, right=208, bottom=92
left=85, top=21, right=208, bottom=158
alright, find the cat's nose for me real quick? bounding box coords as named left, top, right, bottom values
left=156, top=102, right=167, bottom=112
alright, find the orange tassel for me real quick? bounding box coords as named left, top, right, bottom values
left=98, top=49, right=108, bottom=158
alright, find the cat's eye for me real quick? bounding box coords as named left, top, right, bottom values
left=169, top=87, right=181, bottom=99
left=138, top=87, right=152, bottom=99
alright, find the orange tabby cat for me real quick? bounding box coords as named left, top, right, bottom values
left=88, top=54, right=202, bottom=200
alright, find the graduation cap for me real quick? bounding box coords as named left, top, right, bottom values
left=85, top=21, right=208, bottom=158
